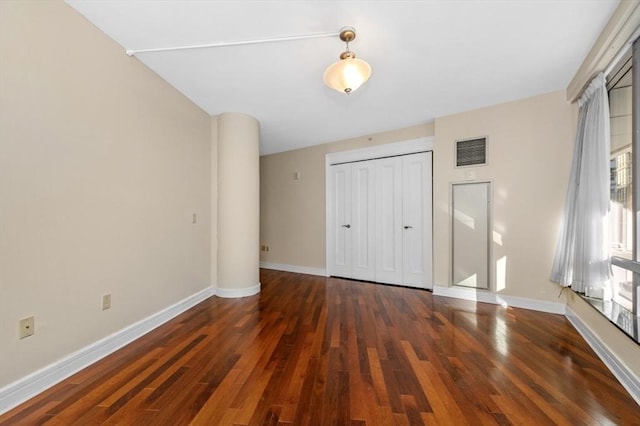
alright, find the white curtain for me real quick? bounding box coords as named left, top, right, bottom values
left=550, top=73, right=611, bottom=295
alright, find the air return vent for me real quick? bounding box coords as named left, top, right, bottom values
left=455, top=137, right=487, bottom=167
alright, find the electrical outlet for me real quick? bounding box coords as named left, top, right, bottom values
left=102, top=294, right=111, bottom=310
left=19, top=316, right=34, bottom=339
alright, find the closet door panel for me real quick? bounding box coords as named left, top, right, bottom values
left=402, top=152, right=433, bottom=288
left=375, top=157, right=403, bottom=284
left=330, top=164, right=352, bottom=278
left=351, top=162, right=376, bottom=281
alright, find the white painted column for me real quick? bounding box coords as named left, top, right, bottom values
left=216, top=113, right=260, bottom=297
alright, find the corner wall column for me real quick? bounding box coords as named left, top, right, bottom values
left=217, top=113, right=260, bottom=297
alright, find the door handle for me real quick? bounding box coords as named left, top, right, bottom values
left=342, top=224, right=351, bottom=229
left=404, top=225, right=413, bottom=229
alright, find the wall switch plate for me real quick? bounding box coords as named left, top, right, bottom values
left=192, top=213, right=197, bottom=224
left=102, top=294, right=111, bottom=310
left=19, top=316, right=35, bottom=339
left=293, top=171, right=300, bottom=180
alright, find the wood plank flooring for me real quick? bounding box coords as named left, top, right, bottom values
left=1, top=269, right=638, bottom=425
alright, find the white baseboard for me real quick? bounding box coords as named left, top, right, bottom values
left=0, top=287, right=214, bottom=415
left=260, top=262, right=327, bottom=277
left=215, top=283, right=261, bottom=298
left=565, top=305, right=640, bottom=406
left=432, top=285, right=566, bottom=315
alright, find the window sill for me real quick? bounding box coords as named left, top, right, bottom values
left=580, top=294, right=640, bottom=345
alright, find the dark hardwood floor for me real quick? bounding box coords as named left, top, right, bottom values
left=1, top=269, right=638, bottom=425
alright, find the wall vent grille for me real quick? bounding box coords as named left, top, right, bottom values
left=456, top=137, right=487, bottom=167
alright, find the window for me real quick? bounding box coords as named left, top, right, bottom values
left=609, top=78, right=634, bottom=311
left=610, top=148, right=632, bottom=258
left=605, top=43, right=639, bottom=335
left=608, top=49, right=632, bottom=259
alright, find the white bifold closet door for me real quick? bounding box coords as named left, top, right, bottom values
left=351, top=161, right=376, bottom=281
left=330, top=163, right=352, bottom=278
left=402, top=154, right=433, bottom=287
left=329, top=152, right=432, bottom=289
left=375, top=156, right=403, bottom=284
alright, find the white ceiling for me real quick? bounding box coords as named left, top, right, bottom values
left=66, top=0, right=618, bottom=155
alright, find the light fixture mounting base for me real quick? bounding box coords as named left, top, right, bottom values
left=339, top=27, right=356, bottom=43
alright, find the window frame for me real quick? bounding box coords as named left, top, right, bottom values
left=607, top=38, right=640, bottom=317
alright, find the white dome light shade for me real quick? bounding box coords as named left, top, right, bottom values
left=324, top=27, right=371, bottom=94
left=323, top=56, right=372, bottom=94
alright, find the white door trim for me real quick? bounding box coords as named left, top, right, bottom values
left=325, top=137, right=434, bottom=278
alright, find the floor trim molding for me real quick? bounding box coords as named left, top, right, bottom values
left=0, top=287, right=214, bottom=415
left=432, top=285, right=566, bottom=315
left=260, top=262, right=327, bottom=277
left=565, top=305, right=640, bottom=406
left=215, top=283, right=261, bottom=298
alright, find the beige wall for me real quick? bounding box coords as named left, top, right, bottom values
left=260, top=123, right=434, bottom=269
left=433, top=91, right=577, bottom=302
left=0, top=0, right=212, bottom=388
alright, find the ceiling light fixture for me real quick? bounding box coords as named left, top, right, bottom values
left=323, top=27, right=372, bottom=94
